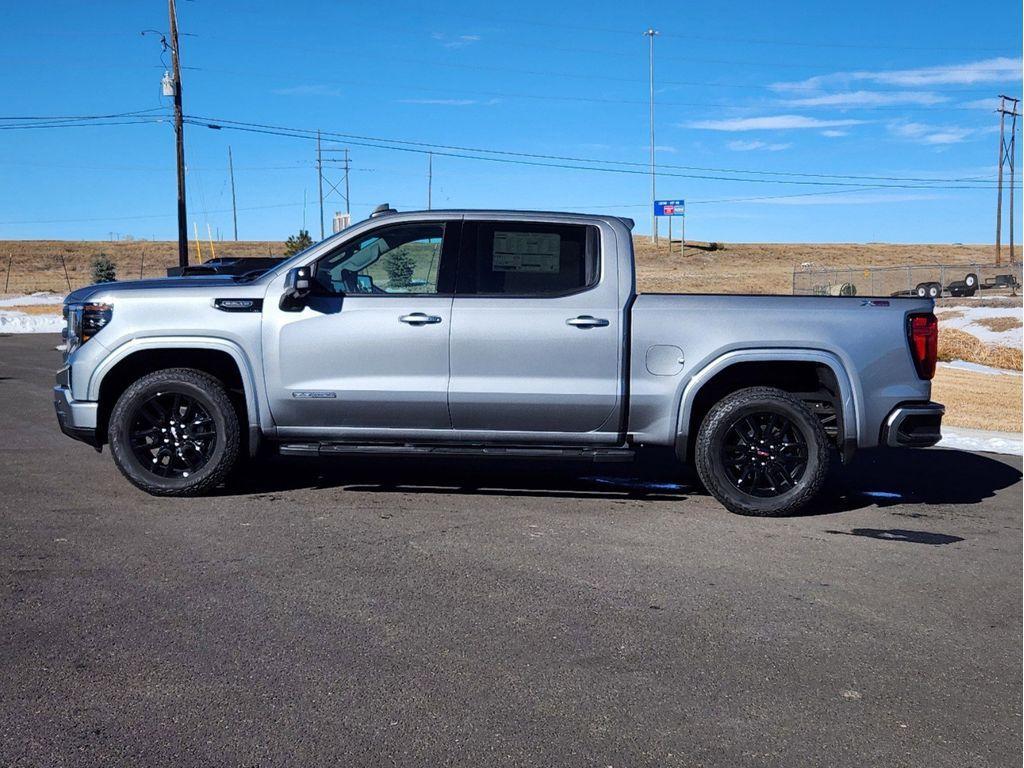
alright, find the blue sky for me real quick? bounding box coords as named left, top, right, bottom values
left=1, top=1, right=1021, bottom=243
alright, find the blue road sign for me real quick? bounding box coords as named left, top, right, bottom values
left=654, top=199, right=685, bottom=217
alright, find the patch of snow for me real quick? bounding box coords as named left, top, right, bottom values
left=938, top=360, right=1022, bottom=376
left=937, top=428, right=1023, bottom=457
left=938, top=305, right=1023, bottom=347
left=0, top=310, right=64, bottom=333
left=0, top=291, right=65, bottom=307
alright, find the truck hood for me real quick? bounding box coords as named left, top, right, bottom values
left=64, top=276, right=246, bottom=304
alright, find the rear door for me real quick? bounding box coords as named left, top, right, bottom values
left=448, top=218, right=624, bottom=442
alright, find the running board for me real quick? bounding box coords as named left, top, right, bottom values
left=277, top=442, right=635, bottom=462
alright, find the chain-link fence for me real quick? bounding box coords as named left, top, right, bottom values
left=792, top=262, right=1023, bottom=298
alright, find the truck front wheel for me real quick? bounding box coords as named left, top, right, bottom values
left=108, top=368, right=240, bottom=496
left=694, top=387, right=830, bottom=516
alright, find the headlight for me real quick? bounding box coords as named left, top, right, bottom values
left=64, top=302, right=113, bottom=356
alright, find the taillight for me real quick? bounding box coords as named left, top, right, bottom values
left=908, top=313, right=938, bottom=380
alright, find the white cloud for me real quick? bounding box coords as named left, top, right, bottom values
left=961, top=97, right=1001, bottom=110
left=727, top=140, right=792, bottom=151
left=654, top=144, right=678, bottom=153
left=820, top=130, right=849, bottom=137
left=780, top=90, right=948, bottom=107
left=686, top=115, right=866, bottom=131
left=398, top=98, right=499, bottom=106
left=432, top=32, right=481, bottom=49
left=271, top=84, right=342, bottom=97
left=888, top=121, right=974, bottom=145
left=772, top=57, right=1022, bottom=92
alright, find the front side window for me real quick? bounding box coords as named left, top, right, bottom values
left=314, top=222, right=446, bottom=295
left=457, top=222, right=599, bottom=296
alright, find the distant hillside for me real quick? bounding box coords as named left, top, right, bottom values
left=0, top=240, right=284, bottom=294
left=0, top=238, right=1019, bottom=296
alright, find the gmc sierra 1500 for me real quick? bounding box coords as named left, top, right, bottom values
left=55, top=206, right=943, bottom=515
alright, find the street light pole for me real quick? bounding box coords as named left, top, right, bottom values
left=644, top=28, right=659, bottom=245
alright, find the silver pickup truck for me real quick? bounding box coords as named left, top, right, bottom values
left=55, top=207, right=943, bottom=515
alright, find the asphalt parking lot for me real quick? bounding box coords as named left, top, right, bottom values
left=2, top=333, right=1021, bottom=768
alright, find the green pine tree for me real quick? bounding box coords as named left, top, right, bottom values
left=90, top=253, right=117, bottom=284
left=384, top=248, right=416, bottom=287
left=284, top=229, right=314, bottom=256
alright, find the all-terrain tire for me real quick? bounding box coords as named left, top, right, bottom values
left=108, top=368, right=240, bottom=497
left=694, top=386, right=830, bottom=517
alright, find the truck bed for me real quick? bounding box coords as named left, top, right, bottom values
left=627, top=293, right=934, bottom=449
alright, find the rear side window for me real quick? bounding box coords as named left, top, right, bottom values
left=457, top=222, right=599, bottom=296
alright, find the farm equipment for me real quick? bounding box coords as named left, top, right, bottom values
left=890, top=272, right=978, bottom=299
left=980, top=273, right=1021, bottom=293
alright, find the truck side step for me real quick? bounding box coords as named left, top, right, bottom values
left=277, top=442, right=635, bottom=463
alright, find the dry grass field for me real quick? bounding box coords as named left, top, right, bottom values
left=932, top=366, right=1023, bottom=431
left=1, top=238, right=1018, bottom=296
left=0, top=240, right=282, bottom=295
left=938, top=327, right=1023, bottom=370
left=2, top=238, right=1020, bottom=433
left=632, top=239, right=1018, bottom=295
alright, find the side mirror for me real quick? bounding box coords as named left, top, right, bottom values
left=280, top=266, right=312, bottom=310
left=285, top=266, right=312, bottom=298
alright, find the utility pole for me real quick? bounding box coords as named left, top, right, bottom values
left=644, top=28, right=659, bottom=245
left=343, top=148, right=351, bottom=215
left=227, top=146, right=238, bottom=241
left=168, top=0, right=188, bottom=267
left=316, top=130, right=325, bottom=239
left=995, top=96, right=1020, bottom=267
left=427, top=152, right=433, bottom=210
left=996, top=101, right=1007, bottom=266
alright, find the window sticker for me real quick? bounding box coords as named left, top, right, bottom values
left=492, top=231, right=561, bottom=273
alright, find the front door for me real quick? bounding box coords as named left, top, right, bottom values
left=263, top=218, right=459, bottom=436
left=447, top=219, right=624, bottom=442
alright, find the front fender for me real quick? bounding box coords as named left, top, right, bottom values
left=86, top=336, right=267, bottom=448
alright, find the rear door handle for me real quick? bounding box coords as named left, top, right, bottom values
left=399, top=312, right=442, bottom=325
left=566, top=315, right=610, bottom=328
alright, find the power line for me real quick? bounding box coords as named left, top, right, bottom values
left=0, top=106, right=999, bottom=188
left=185, top=115, right=1002, bottom=189
left=0, top=107, right=169, bottom=121
left=0, top=117, right=168, bottom=131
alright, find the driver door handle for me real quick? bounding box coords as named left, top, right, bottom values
left=566, top=315, right=609, bottom=328
left=399, top=312, right=442, bottom=325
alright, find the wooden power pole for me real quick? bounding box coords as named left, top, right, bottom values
left=168, top=0, right=188, bottom=267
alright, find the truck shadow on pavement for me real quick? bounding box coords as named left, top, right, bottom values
left=225, top=446, right=1020, bottom=516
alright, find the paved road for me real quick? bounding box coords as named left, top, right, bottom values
left=2, top=333, right=1021, bottom=768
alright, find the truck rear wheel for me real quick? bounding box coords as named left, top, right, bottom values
left=108, top=368, right=240, bottom=497
left=694, top=387, right=830, bottom=516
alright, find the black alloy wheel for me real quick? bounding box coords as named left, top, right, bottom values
left=127, top=390, right=218, bottom=478
left=694, top=386, right=830, bottom=516
left=720, top=411, right=809, bottom=497
left=108, top=368, right=240, bottom=496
